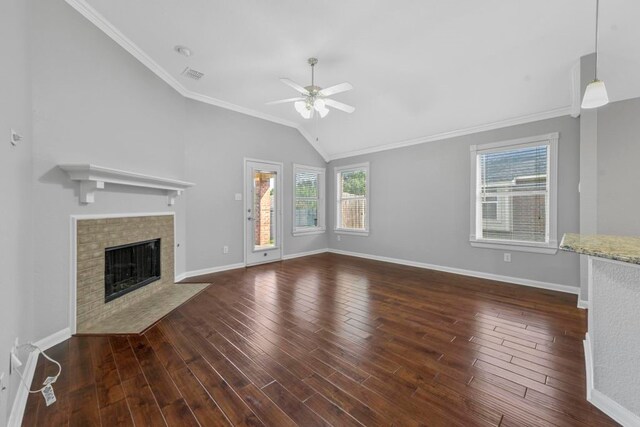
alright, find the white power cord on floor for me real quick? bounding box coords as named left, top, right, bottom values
left=14, top=343, right=62, bottom=396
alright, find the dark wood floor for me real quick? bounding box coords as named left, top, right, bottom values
left=23, top=253, right=616, bottom=426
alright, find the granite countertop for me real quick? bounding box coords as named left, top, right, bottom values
left=560, top=233, right=640, bottom=265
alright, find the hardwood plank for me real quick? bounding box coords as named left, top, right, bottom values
left=188, top=357, right=263, bottom=426
left=261, top=381, right=329, bottom=427
left=100, top=399, right=134, bottom=426
left=145, top=324, right=232, bottom=426
left=111, top=338, right=167, bottom=426
left=304, top=373, right=389, bottom=426
left=237, top=383, right=297, bottom=427
left=67, top=384, right=101, bottom=427
left=303, top=393, right=364, bottom=427
left=89, top=336, right=126, bottom=409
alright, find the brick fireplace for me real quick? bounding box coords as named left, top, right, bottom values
left=74, top=214, right=176, bottom=332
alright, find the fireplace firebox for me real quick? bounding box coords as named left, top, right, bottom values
left=104, top=238, right=161, bottom=302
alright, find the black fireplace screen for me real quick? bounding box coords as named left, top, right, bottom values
left=104, top=238, right=161, bottom=302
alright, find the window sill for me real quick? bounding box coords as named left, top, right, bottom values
left=470, top=239, right=558, bottom=255
left=292, top=228, right=326, bottom=237
left=335, top=229, right=369, bottom=237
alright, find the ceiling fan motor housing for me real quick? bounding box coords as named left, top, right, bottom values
left=305, top=85, right=322, bottom=95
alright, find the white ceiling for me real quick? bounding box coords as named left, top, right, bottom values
left=74, top=0, right=640, bottom=160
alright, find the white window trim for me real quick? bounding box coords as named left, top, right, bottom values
left=335, top=162, right=370, bottom=236
left=292, top=164, right=326, bottom=236
left=469, top=133, right=559, bottom=255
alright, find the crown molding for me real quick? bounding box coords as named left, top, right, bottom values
left=326, top=106, right=573, bottom=161
left=63, top=0, right=330, bottom=162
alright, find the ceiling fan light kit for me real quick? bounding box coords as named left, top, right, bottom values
left=267, top=57, right=355, bottom=119
left=582, top=0, right=609, bottom=109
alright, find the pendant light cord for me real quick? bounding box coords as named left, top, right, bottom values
left=594, top=0, right=600, bottom=80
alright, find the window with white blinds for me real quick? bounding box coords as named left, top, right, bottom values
left=470, top=133, right=558, bottom=254
left=335, top=163, right=369, bottom=235
left=293, top=164, right=325, bottom=235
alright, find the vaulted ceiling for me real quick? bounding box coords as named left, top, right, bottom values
left=69, top=0, right=640, bottom=160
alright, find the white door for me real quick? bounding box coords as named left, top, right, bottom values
left=245, top=159, right=283, bottom=266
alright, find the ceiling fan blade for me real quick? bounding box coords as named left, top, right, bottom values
left=325, top=98, right=355, bottom=114
left=280, top=78, right=310, bottom=95
left=319, top=82, right=353, bottom=97
left=265, top=97, right=305, bottom=105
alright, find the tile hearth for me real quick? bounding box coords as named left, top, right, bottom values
left=77, top=282, right=209, bottom=334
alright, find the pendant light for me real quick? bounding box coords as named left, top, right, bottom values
left=581, top=0, right=609, bottom=109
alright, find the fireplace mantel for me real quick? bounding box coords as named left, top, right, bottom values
left=60, top=164, right=195, bottom=205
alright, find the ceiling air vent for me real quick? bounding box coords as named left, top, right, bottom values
left=181, top=67, right=204, bottom=80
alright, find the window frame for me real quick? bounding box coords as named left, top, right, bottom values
left=469, top=133, right=559, bottom=254
left=334, top=162, right=370, bottom=236
left=292, top=164, right=326, bottom=236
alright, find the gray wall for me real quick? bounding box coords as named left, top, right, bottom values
left=0, top=0, right=35, bottom=421
left=184, top=100, right=327, bottom=272
left=28, top=0, right=326, bottom=347
left=328, top=116, right=581, bottom=289
left=597, top=97, right=640, bottom=236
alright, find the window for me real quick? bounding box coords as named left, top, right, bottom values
left=293, top=164, right=325, bottom=236
left=335, top=163, right=369, bottom=235
left=470, top=133, right=558, bottom=254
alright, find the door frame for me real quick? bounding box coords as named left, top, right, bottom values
left=243, top=158, right=284, bottom=266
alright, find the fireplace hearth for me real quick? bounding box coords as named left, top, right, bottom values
left=105, top=238, right=161, bottom=302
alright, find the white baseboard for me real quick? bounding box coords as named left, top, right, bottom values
left=7, top=351, right=38, bottom=427
left=175, top=272, right=188, bottom=282
left=282, top=248, right=329, bottom=260
left=327, top=248, right=579, bottom=295
left=583, top=333, right=640, bottom=426
left=584, top=333, right=593, bottom=400
left=180, top=262, right=246, bottom=280
left=34, top=327, right=71, bottom=351
left=590, top=389, right=640, bottom=427
left=577, top=299, right=590, bottom=309
left=179, top=249, right=330, bottom=281
left=7, top=327, right=71, bottom=427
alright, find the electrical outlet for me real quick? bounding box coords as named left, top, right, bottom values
left=504, top=253, right=511, bottom=262
left=235, top=193, right=242, bottom=201
left=336, top=235, right=341, bottom=241
left=223, top=246, right=229, bottom=254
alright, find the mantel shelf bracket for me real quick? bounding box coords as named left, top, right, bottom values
left=59, top=164, right=195, bottom=206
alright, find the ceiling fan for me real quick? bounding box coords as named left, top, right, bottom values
left=266, top=58, right=355, bottom=119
